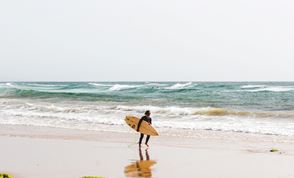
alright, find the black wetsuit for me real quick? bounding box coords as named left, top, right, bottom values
left=137, top=116, right=152, bottom=144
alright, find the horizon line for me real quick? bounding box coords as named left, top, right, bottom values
left=1, top=80, right=294, bottom=83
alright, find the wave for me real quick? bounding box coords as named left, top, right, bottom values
left=88, top=82, right=103, bottom=86
left=4, top=100, right=294, bottom=119
left=241, top=85, right=266, bottom=89
left=114, top=105, right=294, bottom=119
left=247, top=86, right=294, bottom=92
left=1, top=100, right=294, bottom=136
left=2, top=82, right=67, bottom=90
left=0, top=101, right=294, bottom=136
left=109, top=84, right=141, bottom=91
left=0, top=88, right=138, bottom=102
left=193, top=108, right=294, bottom=118
left=145, top=82, right=167, bottom=86
left=240, top=84, right=294, bottom=92
left=165, top=82, right=192, bottom=90
left=88, top=83, right=112, bottom=87
left=1, top=82, right=294, bottom=111
left=115, top=105, right=195, bottom=115
left=5, top=82, right=13, bottom=87
left=24, top=83, right=67, bottom=87
left=5, top=82, right=20, bottom=88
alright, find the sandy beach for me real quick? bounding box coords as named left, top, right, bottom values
left=1, top=124, right=293, bottom=178
left=2, top=0, right=294, bottom=176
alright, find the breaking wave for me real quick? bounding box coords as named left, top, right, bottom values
left=247, top=86, right=294, bottom=92
left=241, top=85, right=266, bottom=89
left=1, top=100, right=294, bottom=136
left=114, top=105, right=294, bottom=119
left=109, top=84, right=141, bottom=91
left=1, top=82, right=294, bottom=137
left=164, top=82, right=193, bottom=90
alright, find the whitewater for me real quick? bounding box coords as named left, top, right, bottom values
left=0, top=82, right=294, bottom=137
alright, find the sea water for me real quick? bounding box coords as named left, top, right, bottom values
left=0, top=82, right=294, bottom=136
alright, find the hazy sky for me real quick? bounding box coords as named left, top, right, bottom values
left=0, top=0, right=293, bottom=81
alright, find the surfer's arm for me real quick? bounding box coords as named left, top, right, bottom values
left=137, top=119, right=143, bottom=131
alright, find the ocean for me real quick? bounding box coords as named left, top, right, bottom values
left=0, top=82, right=294, bottom=137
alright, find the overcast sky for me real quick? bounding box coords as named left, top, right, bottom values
left=0, top=0, right=293, bottom=81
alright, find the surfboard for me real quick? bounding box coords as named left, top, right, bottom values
left=125, top=116, right=159, bottom=136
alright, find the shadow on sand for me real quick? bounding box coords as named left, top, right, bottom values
left=124, top=148, right=157, bottom=178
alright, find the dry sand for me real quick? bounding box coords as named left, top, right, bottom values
left=0, top=124, right=294, bottom=178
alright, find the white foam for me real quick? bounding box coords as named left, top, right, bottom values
left=4, top=108, right=294, bottom=136
left=88, top=83, right=111, bottom=87
left=1, top=100, right=294, bottom=136
left=5, top=82, right=16, bottom=88
left=165, top=82, right=192, bottom=90
left=145, top=83, right=167, bottom=86
left=25, top=83, right=66, bottom=87
left=109, top=84, right=140, bottom=91
left=114, top=105, right=213, bottom=116
left=89, top=83, right=101, bottom=86
left=240, top=84, right=294, bottom=92
left=241, top=85, right=266, bottom=89
left=155, top=119, right=294, bottom=136
left=248, top=86, right=294, bottom=92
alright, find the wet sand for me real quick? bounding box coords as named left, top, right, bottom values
left=0, top=125, right=294, bottom=178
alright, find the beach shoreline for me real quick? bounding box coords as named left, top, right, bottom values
left=1, top=82, right=294, bottom=137
left=1, top=124, right=294, bottom=178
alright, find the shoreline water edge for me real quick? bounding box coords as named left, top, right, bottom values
left=1, top=82, right=294, bottom=177
left=1, top=82, right=294, bottom=138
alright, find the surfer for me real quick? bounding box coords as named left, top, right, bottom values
left=137, top=110, right=152, bottom=147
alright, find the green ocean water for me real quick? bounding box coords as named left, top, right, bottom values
left=1, top=82, right=294, bottom=110
left=0, top=82, right=294, bottom=136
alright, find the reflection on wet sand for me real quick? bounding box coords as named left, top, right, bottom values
left=124, top=148, right=157, bottom=178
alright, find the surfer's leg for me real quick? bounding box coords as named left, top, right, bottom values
left=145, top=149, right=150, bottom=160
left=139, top=147, right=143, bottom=160
left=139, top=133, right=144, bottom=145
left=145, top=135, right=150, bottom=146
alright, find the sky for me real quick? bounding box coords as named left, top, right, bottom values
left=0, top=0, right=293, bottom=81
